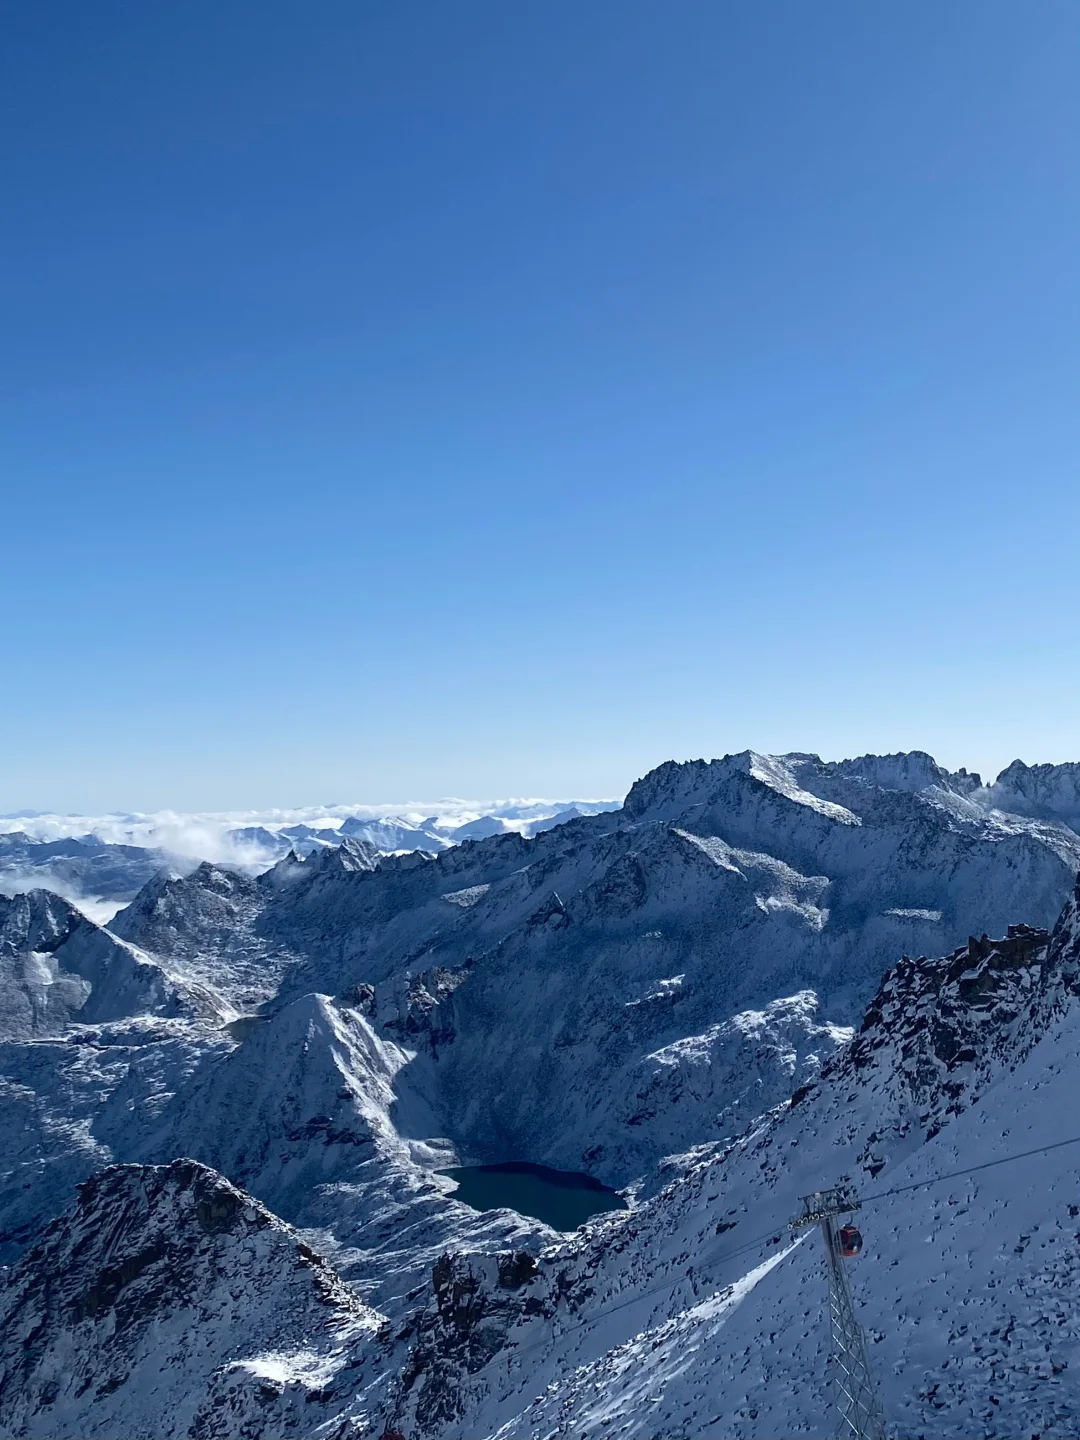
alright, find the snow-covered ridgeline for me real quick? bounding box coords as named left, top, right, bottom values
left=4, top=750, right=1080, bottom=911
left=0, top=798, right=621, bottom=919
left=6, top=749, right=1080, bottom=1288
left=0, top=797, right=621, bottom=861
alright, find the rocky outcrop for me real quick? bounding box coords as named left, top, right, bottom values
left=109, top=862, right=298, bottom=1010
left=388, top=1250, right=546, bottom=1436
left=988, top=758, right=1080, bottom=831
left=0, top=1159, right=383, bottom=1439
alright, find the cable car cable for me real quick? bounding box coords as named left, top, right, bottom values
left=501, top=1222, right=797, bottom=1363
left=859, top=1130, right=1080, bottom=1207
left=452, top=1131, right=1080, bottom=1379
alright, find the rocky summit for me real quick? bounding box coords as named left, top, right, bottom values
left=3, top=750, right=1080, bottom=1437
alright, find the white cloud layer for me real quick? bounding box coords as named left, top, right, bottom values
left=0, top=797, right=621, bottom=864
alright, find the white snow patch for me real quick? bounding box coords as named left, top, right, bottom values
left=749, top=752, right=862, bottom=825
left=442, top=884, right=491, bottom=909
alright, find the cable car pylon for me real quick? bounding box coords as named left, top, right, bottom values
left=791, top=1185, right=886, bottom=1440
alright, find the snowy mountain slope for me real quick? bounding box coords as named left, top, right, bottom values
left=101, top=751, right=1080, bottom=1195
left=6, top=750, right=1080, bottom=1439
left=108, top=861, right=302, bottom=1011
left=131, top=988, right=556, bottom=1313
left=0, top=800, right=616, bottom=932
left=0, top=1159, right=386, bottom=1440
left=614, top=990, right=854, bottom=1174
left=6, top=893, right=1078, bottom=1440
left=340, top=814, right=452, bottom=852
left=0, top=889, right=225, bottom=1040
left=381, top=886, right=1080, bottom=1440
left=0, top=1016, right=233, bottom=1264
left=0, top=891, right=241, bottom=1266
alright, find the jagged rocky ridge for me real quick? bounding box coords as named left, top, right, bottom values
left=0, top=1159, right=386, bottom=1439
left=0, top=800, right=622, bottom=910
left=5, top=751, right=1080, bottom=1437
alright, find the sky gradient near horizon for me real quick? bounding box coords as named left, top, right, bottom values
left=4, top=1, right=1079, bottom=810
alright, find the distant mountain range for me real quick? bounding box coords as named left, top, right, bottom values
left=0, top=797, right=620, bottom=919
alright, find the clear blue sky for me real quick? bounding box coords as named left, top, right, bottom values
left=3, top=1, right=1079, bottom=811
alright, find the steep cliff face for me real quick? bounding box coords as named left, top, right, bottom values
left=0, top=1159, right=385, bottom=1440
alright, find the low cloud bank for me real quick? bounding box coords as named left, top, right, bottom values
left=0, top=798, right=621, bottom=917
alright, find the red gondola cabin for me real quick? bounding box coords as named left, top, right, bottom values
left=837, top=1224, right=863, bottom=1257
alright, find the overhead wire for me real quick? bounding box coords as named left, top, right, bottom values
left=859, top=1130, right=1080, bottom=1205
left=502, top=1223, right=795, bottom=1364
left=496, top=1128, right=1080, bottom=1367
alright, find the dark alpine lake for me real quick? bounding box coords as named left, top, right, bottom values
left=441, top=1161, right=628, bottom=1231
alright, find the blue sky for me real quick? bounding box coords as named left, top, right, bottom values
left=3, top=1, right=1079, bottom=811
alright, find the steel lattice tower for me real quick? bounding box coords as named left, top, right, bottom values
left=792, top=1187, right=885, bottom=1440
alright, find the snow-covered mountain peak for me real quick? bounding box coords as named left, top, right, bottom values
left=109, top=861, right=259, bottom=949
left=139, top=991, right=411, bottom=1200
left=623, top=750, right=870, bottom=830
left=260, top=847, right=307, bottom=888
left=10, top=750, right=1080, bottom=1437
left=95, top=745, right=1080, bottom=1193
left=746, top=752, right=862, bottom=824
left=310, top=833, right=383, bottom=873
left=821, top=748, right=964, bottom=794
left=108, top=861, right=295, bottom=1011
left=988, top=757, right=1080, bottom=830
